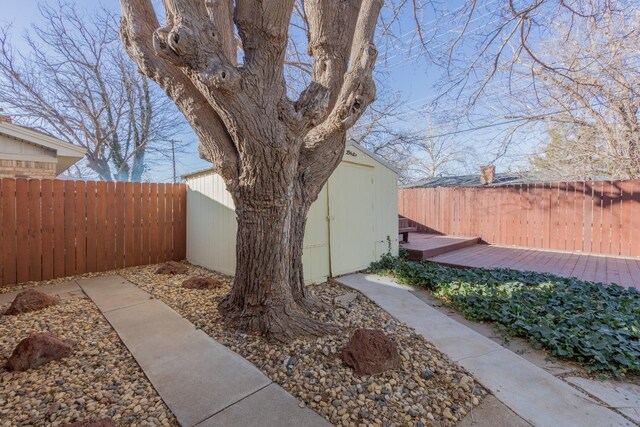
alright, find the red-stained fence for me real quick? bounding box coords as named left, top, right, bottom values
left=0, top=178, right=187, bottom=286
left=399, top=180, right=640, bottom=258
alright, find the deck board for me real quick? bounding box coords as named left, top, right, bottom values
left=412, top=232, right=640, bottom=289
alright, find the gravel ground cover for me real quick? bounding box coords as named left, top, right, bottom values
left=121, top=263, right=487, bottom=427
left=0, top=291, right=177, bottom=427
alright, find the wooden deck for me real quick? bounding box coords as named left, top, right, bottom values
left=401, top=233, right=480, bottom=260
left=422, top=237, right=640, bottom=290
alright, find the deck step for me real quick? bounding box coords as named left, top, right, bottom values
left=399, top=227, right=417, bottom=233
left=398, top=217, right=410, bottom=229
left=402, top=234, right=480, bottom=261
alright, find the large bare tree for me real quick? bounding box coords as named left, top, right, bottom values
left=119, top=0, right=382, bottom=339
left=519, top=7, right=640, bottom=179
left=0, top=3, right=185, bottom=181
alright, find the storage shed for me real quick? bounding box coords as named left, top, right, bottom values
left=184, top=140, right=399, bottom=284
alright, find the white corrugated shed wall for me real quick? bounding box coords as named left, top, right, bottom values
left=185, top=142, right=398, bottom=283
left=186, top=172, right=237, bottom=275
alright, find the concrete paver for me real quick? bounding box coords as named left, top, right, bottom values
left=0, top=280, right=83, bottom=305
left=77, top=275, right=329, bottom=427
left=410, top=288, right=578, bottom=376
left=77, top=276, right=151, bottom=312
left=458, top=395, right=531, bottom=427
left=196, top=383, right=329, bottom=427
left=336, top=273, right=634, bottom=427
left=103, top=299, right=271, bottom=426
left=566, top=377, right=640, bottom=424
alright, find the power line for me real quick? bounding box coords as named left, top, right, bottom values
left=415, top=101, right=610, bottom=139
left=355, top=54, right=640, bottom=131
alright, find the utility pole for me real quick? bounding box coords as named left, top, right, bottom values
left=169, top=139, right=177, bottom=183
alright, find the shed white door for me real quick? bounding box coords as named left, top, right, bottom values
left=328, top=162, right=375, bottom=276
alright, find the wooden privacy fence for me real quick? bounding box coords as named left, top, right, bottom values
left=1, top=178, right=187, bottom=286
left=399, top=180, right=640, bottom=258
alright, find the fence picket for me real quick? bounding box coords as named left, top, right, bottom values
left=2, top=179, right=17, bottom=285
left=41, top=180, right=54, bottom=280
left=16, top=179, right=30, bottom=283
left=28, top=180, right=42, bottom=281
left=125, top=183, right=135, bottom=268
left=96, top=181, right=107, bottom=272
left=53, top=181, right=65, bottom=278
left=86, top=181, right=97, bottom=273
left=75, top=181, right=87, bottom=275
left=115, top=182, right=126, bottom=269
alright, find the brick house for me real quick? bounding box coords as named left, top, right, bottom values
left=0, top=116, right=85, bottom=179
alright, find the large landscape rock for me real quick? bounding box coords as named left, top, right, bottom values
left=182, top=276, right=224, bottom=290
left=334, top=292, right=359, bottom=308
left=3, top=289, right=58, bottom=315
left=7, top=333, right=74, bottom=371
left=341, top=328, right=402, bottom=375
left=155, top=261, right=189, bottom=275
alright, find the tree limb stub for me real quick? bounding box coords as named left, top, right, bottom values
left=119, top=0, right=239, bottom=182
left=153, top=0, right=241, bottom=93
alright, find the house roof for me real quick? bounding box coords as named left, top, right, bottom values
left=401, top=173, right=537, bottom=189
left=0, top=121, right=86, bottom=175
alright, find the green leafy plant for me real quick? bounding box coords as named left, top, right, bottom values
left=369, top=257, right=640, bottom=376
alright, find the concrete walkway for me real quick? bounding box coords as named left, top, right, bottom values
left=76, top=275, right=328, bottom=427
left=335, top=273, right=635, bottom=427
left=0, top=280, right=83, bottom=305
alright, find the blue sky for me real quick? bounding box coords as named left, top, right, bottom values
left=2, top=1, right=537, bottom=181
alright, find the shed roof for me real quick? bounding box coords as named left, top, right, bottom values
left=0, top=121, right=86, bottom=174
left=182, top=140, right=399, bottom=180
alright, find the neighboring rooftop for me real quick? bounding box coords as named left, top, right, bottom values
left=402, top=172, right=533, bottom=189
left=0, top=116, right=86, bottom=176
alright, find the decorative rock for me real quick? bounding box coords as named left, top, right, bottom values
left=62, top=418, right=116, bottom=427
left=442, top=407, right=455, bottom=420
left=3, top=289, right=57, bottom=315
left=334, top=292, right=359, bottom=307
left=155, top=261, right=188, bottom=275
left=341, top=329, right=402, bottom=375
left=181, top=276, right=223, bottom=290
left=7, top=333, right=74, bottom=371
left=420, top=369, right=434, bottom=380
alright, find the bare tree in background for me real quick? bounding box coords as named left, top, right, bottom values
left=119, top=0, right=382, bottom=339
left=530, top=124, right=607, bottom=180
left=348, top=93, right=422, bottom=179
left=411, top=133, right=472, bottom=179
left=398, top=0, right=639, bottom=179
left=0, top=2, right=186, bottom=181
left=517, top=8, right=640, bottom=179
left=349, top=102, right=474, bottom=182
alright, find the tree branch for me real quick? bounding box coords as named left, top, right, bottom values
left=119, top=0, right=239, bottom=182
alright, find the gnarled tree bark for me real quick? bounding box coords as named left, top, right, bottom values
left=119, top=0, right=382, bottom=340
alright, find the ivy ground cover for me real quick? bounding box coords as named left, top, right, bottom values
left=369, top=254, right=640, bottom=376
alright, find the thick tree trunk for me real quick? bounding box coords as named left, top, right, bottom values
left=218, top=188, right=330, bottom=341
left=119, top=0, right=382, bottom=341
left=217, top=145, right=334, bottom=341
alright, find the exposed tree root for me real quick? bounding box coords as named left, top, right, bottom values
left=218, top=294, right=337, bottom=342
left=293, top=287, right=332, bottom=313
